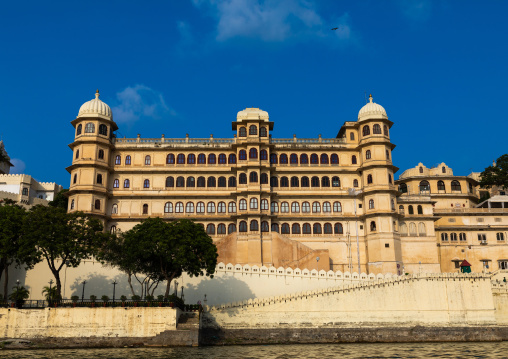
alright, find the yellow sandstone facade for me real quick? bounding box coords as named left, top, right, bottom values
left=66, top=91, right=508, bottom=276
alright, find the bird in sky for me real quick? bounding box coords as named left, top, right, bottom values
left=331, top=27, right=338, bottom=30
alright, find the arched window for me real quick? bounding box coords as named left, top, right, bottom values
left=409, top=222, right=417, bottom=236
left=70, top=199, right=75, bottom=210
left=362, top=125, right=370, bottom=136
left=239, top=173, right=247, bottom=184
left=208, top=154, right=216, bottom=164
left=323, top=202, right=331, bottom=212
left=217, top=202, right=226, bottom=213
left=228, top=176, right=237, bottom=187
left=280, top=154, right=288, bottom=164
left=350, top=132, right=354, bottom=140
left=175, top=202, right=184, bottom=213
left=250, top=220, right=259, bottom=231
left=388, top=174, right=392, bottom=184
left=164, top=202, right=173, bottom=213
left=207, top=177, right=216, bottom=187
left=292, top=223, right=301, bottom=234
left=239, top=150, right=247, bottom=160
left=300, top=154, right=309, bottom=164
left=124, top=179, right=130, bottom=188
left=399, top=183, right=407, bottom=193
left=176, top=154, right=185, bottom=164
left=260, top=150, right=268, bottom=160
left=113, top=179, right=119, bottom=188
left=125, top=155, right=131, bottom=165
left=312, top=201, right=321, bottom=213
left=99, top=124, right=108, bottom=136
left=365, top=150, right=371, bottom=160
left=176, top=176, right=185, bottom=187
left=197, top=176, right=206, bottom=187
left=373, top=124, right=381, bottom=134
left=75, top=149, right=80, bottom=159
left=206, top=224, right=215, bottom=235
left=218, top=153, right=226, bottom=164
left=281, top=223, right=290, bottom=234
left=313, top=223, right=322, bottom=234
left=239, top=221, right=247, bottom=232
left=260, top=173, right=268, bottom=184
left=197, top=202, right=205, bottom=213
left=115, top=155, right=121, bottom=165
left=76, top=124, right=82, bottom=135
left=399, top=205, right=405, bottom=215
left=187, top=154, right=196, bottom=164
left=460, top=233, right=467, bottom=241
left=441, top=233, right=448, bottom=241
left=239, top=199, right=247, bottom=210
left=383, top=125, right=389, bottom=136
left=418, top=222, right=426, bottom=236
left=218, top=176, right=226, bottom=187
left=352, top=155, right=357, bottom=165
left=324, top=223, right=332, bottom=234
left=400, top=222, right=407, bottom=235
left=198, top=154, right=206, bottom=164
left=94, top=199, right=101, bottom=210
left=271, top=202, right=279, bottom=213
left=303, top=223, right=311, bottom=234
left=228, top=154, right=237, bottom=164
left=451, top=180, right=461, bottom=191
left=85, top=123, right=95, bottom=133
left=143, top=179, right=150, bottom=188
left=270, top=153, right=278, bottom=164
left=417, top=205, right=423, bottom=215
left=142, top=204, right=149, bottom=215
left=370, top=221, right=376, bottom=232
left=437, top=181, right=445, bottom=191
left=96, top=174, right=103, bottom=185
left=228, top=201, right=236, bottom=213
left=250, top=198, right=258, bottom=209
left=333, top=202, right=342, bottom=212
left=270, top=176, right=278, bottom=187
left=260, top=127, right=267, bottom=137
left=187, top=176, right=196, bottom=187
left=419, top=166, right=423, bottom=173
left=301, top=176, right=309, bottom=187
left=386, top=150, right=390, bottom=160
left=353, top=179, right=359, bottom=187
left=281, top=202, right=289, bottom=213
left=310, top=154, right=319, bottom=164
left=291, top=202, right=300, bottom=213
left=333, top=223, right=344, bottom=234
left=442, top=166, right=446, bottom=174
left=248, top=148, right=258, bottom=159
left=145, top=155, right=151, bottom=165
left=320, top=154, right=329, bottom=164
left=302, top=201, right=310, bottom=213
left=271, top=223, right=279, bottom=233
left=391, top=199, right=395, bottom=211
left=186, top=202, right=195, bottom=213
left=332, top=176, right=340, bottom=187
left=250, top=172, right=258, bottom=183
left=167, top=154, right=175, bottom=164
left=112, top=204, right=118, bottom=214
left=331, top=154, right=339, bottom=164
left=280, top=176, right=289, bottom=187
left=228, top=224, right=237, bottom=234
left=261, top=199, right=269, bottom=210
left=217, top=224, right=226, bottom=234
left=239, top=127, right=247, bottom=137
left=249, top=125, right=257, bottom=135
left=291, top=176, right=299, bottom=187
left=408, top=205, right=414, bottom=215
left=207, top=202, right=216, bottom=213
left=98, top=150, right=104, bottom=159
left=367, top=174, right=373, bottom=184
left=311, top=176, right=320, bottom=187
left=290, top=154, right=298, bottom=164
left=419, top=180, right=430, bottom=193
left=321, top=177, right=330, bottom=187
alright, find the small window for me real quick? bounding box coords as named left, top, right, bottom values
left=228, top=202, right=236, bottom=213
left=437, top=181, right=445, bottom=191
left=96, top=174, right=103, bottom=185
left=373, top=124, right=381, bottom=134
left=228, top=223, right=237, bottom=234
left=142, top=204, right=149, bottom=215
left=323, top=202, right=331, bottom=212
left=334, top=223, right=343, bottom=234
left=292, top=223, right=301, bottom=234
left=352, top=155, right=357, bottom=165
left=166, top=176, right=174, bottom=187
left=261, top=173, right=268, bottom=184
left=239, top=221, right=247, bottom=232
left=497, top=233, right=505, bottom=241
left=311, top=176, right=320, bottom=187
left=280, top=176, right=289, bottom=187
left=75, top=150, right=80, bottom=159
left=451, top=180, right=461, bottom=192
left=370, top=221, right=376, bottom=232
left=208, top=154, right=216, bottom=164
left=176, top=176, right=185, bottom=187
left=365, top=150, right=371, bottom=160
left=350, top=132, right=354, bottom=140
left=313, top=223, right=322, bottom=234
left=186, top=202, right=195, bottom=213
left=280, top=154, right=288, bottom=164
left=441, top=233, right=448, bottom=241
left=228, top=154, right=236, bottom=164
left=145, top=155, right=151, bottom=165
left=206, top=224, right=215, bottom=235
left=419, top=180, right=430, bottom=193
left=260, top=127, right=267, bottom=137
left=291, top=202, right=300, bottom=213
left=115, top=155, right=121, bottom=165
left=270, top=176, right=278, bottom=187
left=250, top=198, right=258, bottom=209
left=417, top=205, right=423, bottom=215
left=239, top=150, right=247, bottom=161
left=362, top=126, right=370, bottom=136
left=281, top=202, right=289, bottom=213
left=217, top=224, right=226, bottom=234
left=290, top=154, right=298, bottom=164
left=239, top=127, right=247, bottom=137
left=399, top=183, right=407, bottom=193
left=300, top=154, right=308, bottom=164
left=188, top=154, right=196, bottom=164
left=249, top=148, right=258, bottom=159
left=303, top=223, right=311, bottom=234
left=207, top=202, right=216, bottom=213
left=143, top=179, right=150, bottom=188
left=271, top=223, right=279, bottom=233
left=383, top=125, right=389, bottom=136
left=94, top=199, right=101, bottom=210
left=333, top=202, right=342, bottom=212
left=302, top=202, right=310, bottom=213
left=187, top=176, right=196, bottom=187
left=320, top=154, right=329, bottom=164
left=310, top=154, right=319, bottom=164
left=249, top=125, right=257, bottom=135
left=164, top=202, right=173, bottom=213
left=353, top=179, right=359, bottom=187
left=367, top=174, right=373, bottom=184
left=331, top=154, right=339, bottom=164
left=98, top=149, right=104, bottom=159
left=70, top=199, right=75, bottom=210
left=301, top=176, right=309, bottom=187
left=450, top=233, right=457, bottom=241
left=291, top=176, right=299, bottom=187
left=167, top=154, right=175, bottom=164
left=250, top=220, right=259, bottom=231
left=321, top=177, right=330, bottom=187
left=228, top=176, right=237, bottom=187
left=239, top=199, right=247, bottom=210
left=442, top=166, right=446, bottom=174
left=207, top=177, right=216, bottom=187
left=239, top=173, right=247, bottom=184
left=218, top=154, right=226, bottom=164
left=197, top=202, right=205, bottom=213
left=408, top=205, right=414, bottom=215
left=22, top=188, right=28, bottom=196
left=85, top=123, right=95, bottom=133
left=261, top=199, right=269, bottom=210
left=280, top=223, right=290, bottom=234
left=113, top=179, right=119, bottom=188
left=386, top=150, right=390, bottom=160
left=419, top=166, right=423, bottom=173
left=198, top=154, right=206, bottom=164
left=312, top=202, right=321, bottom=213
left=218, top=176, right=226, bottom=187
left=459, top=233, right=467, bottom=241
left=76, top=124, right=82, bottom=136
left=271, top=202, right=279, bottom=213
left=260, top=150, right=268, bottom=160
left=270, top=153, right=278, bottom=164
left=99, top=124, right=108, bottom=136
left=125, top=155, right=131, bottom=165
left=124, top=179, right=130, bottom=188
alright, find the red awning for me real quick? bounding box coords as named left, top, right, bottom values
left=460, top=259, right=471, bottom=267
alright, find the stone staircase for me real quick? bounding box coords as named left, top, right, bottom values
left=177, top=312, right=200, bottom=331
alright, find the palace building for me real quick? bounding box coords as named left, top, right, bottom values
left=66, top=91, right=508, bottom=276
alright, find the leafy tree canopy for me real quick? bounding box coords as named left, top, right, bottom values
left=48, top=189, right=69, bottom=209
left=480, top=154, right=508, bottom=190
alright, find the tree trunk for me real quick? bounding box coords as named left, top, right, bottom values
left=52, top=269, right=62, bottom=300
left=165, top=279, right=171, bottom=299
left=127, top=273, right=135, bottom=296
left=2, top=263, right=8, bottom=299
left=0, top=258, right=4, bottom=286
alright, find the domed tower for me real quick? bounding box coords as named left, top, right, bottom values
left=66, top=90, right=118, bottom=219
left=357, top=95, right=401, bottom=274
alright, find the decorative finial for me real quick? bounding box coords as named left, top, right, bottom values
left=95, top=89, right=100, bottom=99
left=369, top=94, right=373, bottom=103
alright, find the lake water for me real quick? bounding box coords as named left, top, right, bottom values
left=1, top=342, right=508, bottom=359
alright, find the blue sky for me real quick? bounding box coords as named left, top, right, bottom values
left=0, top=0, right=506, bottom=186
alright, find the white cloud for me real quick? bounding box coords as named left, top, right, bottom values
left=193, top=0, right=349, bottom=42
left=112, top=85, right=175, bottom=125
left=10, top=159, right=26, bottom=174
left=397, top=0, right=432, bottom=21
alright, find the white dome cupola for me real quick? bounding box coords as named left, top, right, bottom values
left=77, top=90, right=112, bottom=120
left=358, top=94, right=388, bottom=122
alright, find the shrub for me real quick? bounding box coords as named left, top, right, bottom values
left=146, top=295, right=154, bottom=302
left=71, top=295, right=79, bottom=303
left=131, top=295, right=141, bottom=301
left=101, top=295, right=110, bottom=302
left=157, top=295, right=164, bottom=302
left=9, top=286, right=30, bottom=302
left=90, top=295, right=97, bottom=302
left=120, top=295, right=127, bottom=302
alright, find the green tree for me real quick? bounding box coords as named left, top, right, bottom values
left=116, top=218, right=218, bottom=299
left=48, top=189, right=69, bottom=209
left=480, top=154, right=508, bottom=190
left=0, top=200, right=38, bottom=298
left=23, top=205, right=104, bottom=298
left=42, top=286, right=61, bottom=302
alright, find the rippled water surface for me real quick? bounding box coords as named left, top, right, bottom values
left=2, top=342, right=508, bottom=359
